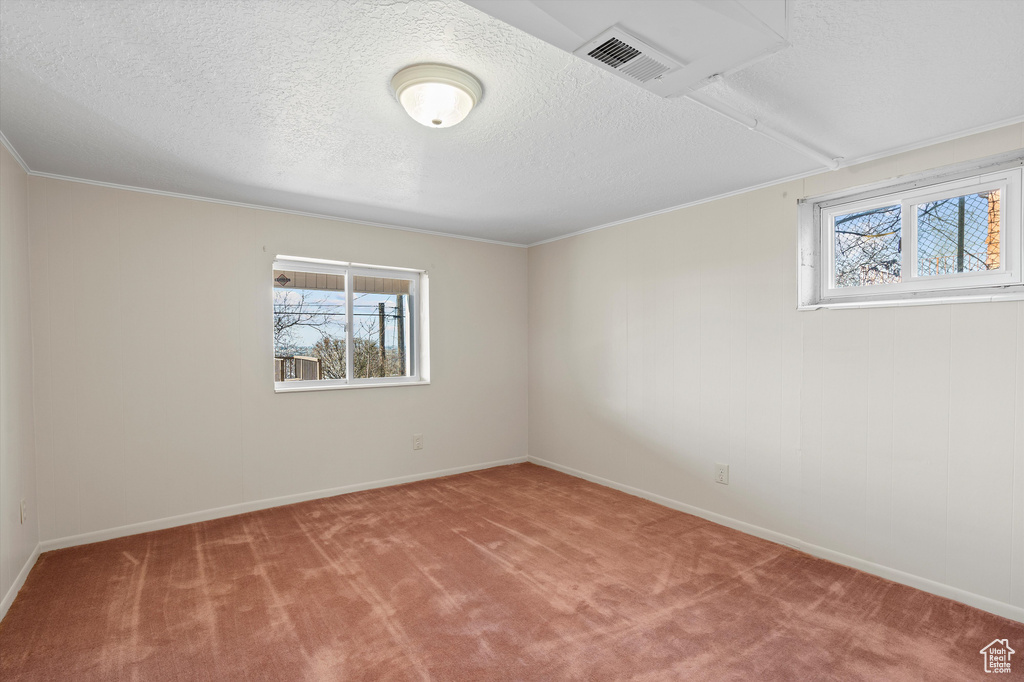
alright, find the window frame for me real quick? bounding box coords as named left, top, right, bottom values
left=799, top=151, right=1024, bottom=310
left=272, top=256, right=429, bottom=393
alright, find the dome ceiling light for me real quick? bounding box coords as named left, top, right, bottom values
left=391, top=64, right=482, bottom=129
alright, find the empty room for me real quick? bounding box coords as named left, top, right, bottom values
left=2, top=0, right=1024, bottom=679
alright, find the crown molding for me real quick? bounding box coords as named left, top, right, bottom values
left=0, top=130, right=526, bottom=249
left=525, top=165, right=822, bottom=247
left=526, top=113, right=1024, bottom=247
left=6, top=113, right=1024, bottom=250
left=26, top=171, right=529, bottom=248
left=0, top=131, right=31, bottom=174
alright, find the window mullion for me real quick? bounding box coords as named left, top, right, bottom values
left=345, top=268, right=354, bottom=382
left=821, top=209, right=833, bottom=296
left=900, top=199, right=913, bottom=283
left=408, top=279, right=416, bottom=379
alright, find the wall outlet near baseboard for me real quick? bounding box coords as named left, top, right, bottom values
left=20, top=498, right=27, bottom=524
left=714, top=463, right=729, bottom=485
left=412, top=433, right=423, bottom=450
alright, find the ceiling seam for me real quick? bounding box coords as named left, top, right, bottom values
left=685, top=88, right=839, bottom=169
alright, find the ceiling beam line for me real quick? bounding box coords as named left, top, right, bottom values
left=685, top=88, right=841, bottom=170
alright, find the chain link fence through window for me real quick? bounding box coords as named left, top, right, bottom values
left=916, top=190, right=1000, bottom=276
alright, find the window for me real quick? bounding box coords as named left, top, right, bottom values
left=273, top=257, right=427, bottom=391
left=798, top=152, right=1023, bottom=309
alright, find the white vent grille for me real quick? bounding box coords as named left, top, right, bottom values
left=574, top=26, right=682, bottom=89
left=587, top=37, right=670, bottom=83
left=587, top=37, right=640, bottom=69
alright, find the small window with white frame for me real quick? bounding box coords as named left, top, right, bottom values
left=798, top=151, right=1024, bottom=309
left=273, top=256, right=427, bottom=391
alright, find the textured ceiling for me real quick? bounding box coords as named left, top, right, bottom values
left=1, top=0, right=1022, bottom=245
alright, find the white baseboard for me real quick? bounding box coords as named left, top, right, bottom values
left=1, top=543, right=41, bottom=623
left=39, top=457, right=528, bottom=553
left=527, top=455, right=1024, bottom=624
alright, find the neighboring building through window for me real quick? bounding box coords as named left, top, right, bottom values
left=798, top=151, right=1023, bottom=308
left=273, top=257, right=425, bottom=390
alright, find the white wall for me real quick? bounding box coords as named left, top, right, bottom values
left=1, top=144, right=39, bottom=611
left=28, top=177, right=528, bottom=545
left=528, top=123, right=1024, bottom=620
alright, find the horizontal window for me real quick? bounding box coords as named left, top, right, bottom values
left=273, top=257, right=426, bottom=391
left=799, top=152, right=1024, bottom=309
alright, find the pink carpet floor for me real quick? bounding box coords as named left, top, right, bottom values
left=1, top=463, right=1021, bottom=680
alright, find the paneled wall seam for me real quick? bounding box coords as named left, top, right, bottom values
left=888, top=308, right=897, bottom=559
left=234, top=210, right=247, bottom=509
left=42, top=181, right=56, bottom=540
left=1013, top=302, right=1022, bottom=603
left=943, top=306, right=952, bottom=584
left=117, top=193, right=127, bottom=527
left=25, top=164, right=39, bottom=545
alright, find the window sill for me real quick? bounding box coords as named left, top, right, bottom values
left=798, top=289, right=1024, bottom=311
left=274, top=380, right=430, bottom=394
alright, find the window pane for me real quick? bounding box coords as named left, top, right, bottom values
left=352, top=292, right=412, bottom=378
left=833, top=204, right=902, bottom=287
left=916, top=190, right=1000, bottom=276
left=273, top=279, right=347, bottom=381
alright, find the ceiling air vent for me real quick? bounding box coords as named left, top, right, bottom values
left=574, top=26, right=683, bottom=87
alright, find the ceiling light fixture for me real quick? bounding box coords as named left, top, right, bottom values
left=391, top=64, right=482, bottom=129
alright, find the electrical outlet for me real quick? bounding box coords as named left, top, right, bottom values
left=714, top=463, right=729, bottom=485
left=20, top=498, right=27, bottom=524
left=412, top=433, right=423, bottom=450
